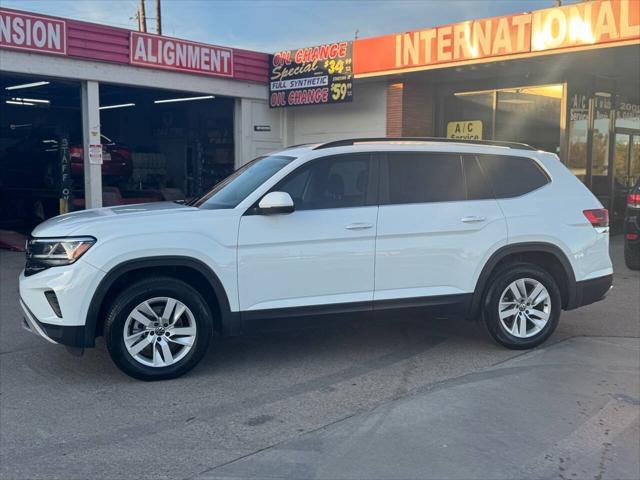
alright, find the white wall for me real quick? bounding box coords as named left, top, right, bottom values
left=285, top=81, right=386, bottom=145
left=234, top=98, right=285, bottom=166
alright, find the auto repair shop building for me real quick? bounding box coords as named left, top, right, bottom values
left=0, top=7, right=283, bottom=230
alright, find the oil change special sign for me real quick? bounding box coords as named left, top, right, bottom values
left=269, top=41, right=353, bottom=108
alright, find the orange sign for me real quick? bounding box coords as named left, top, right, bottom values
left=353, top=0, right=640, bottom=76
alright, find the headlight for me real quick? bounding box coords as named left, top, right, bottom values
left=25, top=237, right=96, bottom=275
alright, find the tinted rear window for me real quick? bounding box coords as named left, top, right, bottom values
left=476, top=154, right=549, bottom=198
left=385, top=152, right=465, bottom=204
left=463, top=156, right=494, bottom=200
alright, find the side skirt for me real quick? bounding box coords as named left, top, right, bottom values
left=240, top=294, right=472, bottom=334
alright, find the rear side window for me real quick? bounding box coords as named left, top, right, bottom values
left=384, top=152, right=465, bottom=204
left=476, top=154, right=550, bottom=198
left=463, top=156, right=494, bottom=200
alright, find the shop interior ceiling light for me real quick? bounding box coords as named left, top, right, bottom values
left=5, top=81, right=50, bottom=90
left=154, top=95, right=214, bottom=104
left=10, top=97, right=50, bottom=104
left=5, top=100, right=36, bottom=106
left=99, top=103, right=136, bottom=110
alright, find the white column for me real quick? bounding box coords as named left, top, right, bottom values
left=81, top=80, right=102, bottom=209
left=233, top=98, right=245, bottom=169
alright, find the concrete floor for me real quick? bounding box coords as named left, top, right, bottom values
left=0, top=238, right=638, bottom=480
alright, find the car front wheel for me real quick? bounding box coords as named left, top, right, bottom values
left=483, top=263, right=561, bottom=350
left=104, top=277, right=213, bottom=380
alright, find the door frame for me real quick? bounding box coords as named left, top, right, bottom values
left=609, top=127, right=640, bottom=220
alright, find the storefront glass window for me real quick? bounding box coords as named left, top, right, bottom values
left=616, top=96, right=640, bottom=130
left=444, top=91, right=493, bottom=141
left=444, top=84, right=562, bottom=153
left=567, top=93, right=589, bottom=182
left=590, top=93, right=611, bottom=198
left=494, top=85, right=562, bottom=153
left=632, top=136, right=640, bottom=186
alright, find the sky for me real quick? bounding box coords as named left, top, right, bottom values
left=2, top=0, right=577, bottom=52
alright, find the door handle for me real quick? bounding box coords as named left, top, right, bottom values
left=460, top=216, right=487, bottom=223
left=345, top=222, right=374, bottom=230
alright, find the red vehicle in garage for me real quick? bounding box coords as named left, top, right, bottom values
left=69, top=134, right=132, bottom=179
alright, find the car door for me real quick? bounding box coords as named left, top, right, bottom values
left=374, top=151, right=507, bottom=307
left=237, top=152, right=378, bottom=318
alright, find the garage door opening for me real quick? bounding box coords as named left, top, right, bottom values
left=96, top=84, right=235, bottom=207
left=0, top=74, right=82, bottom=233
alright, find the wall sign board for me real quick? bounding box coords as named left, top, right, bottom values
left=130, top=32, right=234, bottom=78
left=0, top=9, right=66, bottom=54
left=269, top=41, right=353, bottom=108
left=447, top=120, right=483, bottom=140
left=353, top=0, right=640, bottom=77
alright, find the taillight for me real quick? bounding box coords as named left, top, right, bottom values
left=628, top=193, right=640, bottom=208
left=583, top=209, right=609, bottom=228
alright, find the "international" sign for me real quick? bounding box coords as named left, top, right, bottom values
left=353, top=0, right=640, bottom=77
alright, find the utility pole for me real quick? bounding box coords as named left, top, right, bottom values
left=156, top=0, right=162, bottom=35
left=139, top=0, right=147, bottom=33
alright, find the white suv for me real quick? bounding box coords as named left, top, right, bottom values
left=19, top=138, right=613, bottom=380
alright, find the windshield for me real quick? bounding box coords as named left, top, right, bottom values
left=194, top=154, right=295, bottom=209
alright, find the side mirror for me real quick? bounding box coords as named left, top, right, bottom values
left=257, top=191, right=295, bottom=215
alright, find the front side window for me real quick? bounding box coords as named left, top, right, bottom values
left=383, top=152, right=465, bottom=204
left=476, top=154, right=550, bottom=198
left=195, top=154, right=294, bottom=209
left=274, top=153, right=374, bottom=210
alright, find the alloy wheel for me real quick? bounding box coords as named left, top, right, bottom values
left=123, top=297, right=197, bottom=367
left=498, top=278, right=551, bottom=339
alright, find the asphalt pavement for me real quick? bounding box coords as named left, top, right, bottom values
left=0, top=237, right=638, bottom=480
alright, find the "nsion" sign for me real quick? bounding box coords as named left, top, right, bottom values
left=0, top=9, right=66, bottom=55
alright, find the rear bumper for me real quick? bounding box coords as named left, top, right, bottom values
left=20, top=298, right=86, bottom=347
left=567, top=274, right=613, bottom=310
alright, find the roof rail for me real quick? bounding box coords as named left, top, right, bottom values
left=313, top=137, right=537, bottom=151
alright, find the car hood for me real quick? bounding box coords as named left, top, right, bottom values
left=32, top=202, right=199, bottom=237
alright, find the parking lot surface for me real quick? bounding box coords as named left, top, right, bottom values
left=1, top=237, right=638, bottom=480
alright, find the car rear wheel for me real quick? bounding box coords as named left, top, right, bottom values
left=104, top=277, right=213, bottom=380
left=483, top=263, right=561, bottom=349
left=624, top=242, right=640, bottom=270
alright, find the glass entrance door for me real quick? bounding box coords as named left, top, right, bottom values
left=611, top=131, right=640, bottom=225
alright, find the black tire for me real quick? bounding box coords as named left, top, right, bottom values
left=104, top=277, right=213, bottom=381
left=624, top=242, right=640, bottom=270
left=483, top=263, right=561, bottom=350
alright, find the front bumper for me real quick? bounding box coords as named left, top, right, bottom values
left=20, top=298, right=86, bottom=347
